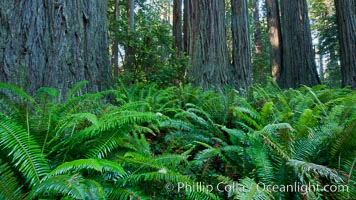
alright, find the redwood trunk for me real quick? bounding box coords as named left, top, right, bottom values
left=125, top=0, right=135, bottom=70
left=279, top=0, right=320, bottom=88
left=111, top=0, right=120, bottom=79
left=266, top=0, right=283, bottom=81
left=184, top=0, right=231, bottom=91
left=0, top=0, right=111, bottom=97
left=231, top=0, right=252, bottom=90
left=334, top=0, right=356, bottom=89
left=252, top=0, right=262, bottom=54
left=173, top=0, right=183, bottom=53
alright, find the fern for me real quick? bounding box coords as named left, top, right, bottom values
left=45, top=159, right=126, bottom=180
left=248, top=139, right=275, bottom=184
left=234, top=177, right=272, bottom=200
left=259, top=101, right=274, bottom=124
left=105, top=186, right=150, bottom=200
left=27, top=174, right=105, bottom=200
left=187, top=191, right=221, bottom=200
left=230, top=106, right=262, bottom=130
left=0, top=118, right=49, bottom=186
left=66, top=80, right=89, bottom=99
left=0, top=161, right=23, bottom=200
left=119, top=152, right=188, bottom=171
left=0, top=82, right=35, bottom=103
left=287, top=159, right=344, bottom=183
left=84, top=130, right=130, bottom=159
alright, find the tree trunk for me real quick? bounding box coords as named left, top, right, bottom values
left=319, top=53, right=324, bottom=82
left=266, top=0, right=282, bottom=81
left=125, top=0, right=135, bottom=70
left=252, top=0, right=262, bottom=54
left=231, top=0, right=252, bottom=90
left=111, top=0, right=120, bottom=79
left=184, top=0, right=231, bottom=91
left=279, top=0, right=320, bottom=88
left=183, top=0, right=189, bottom=53
left=334, top=0, right=356, bottom=89
left=173, top=0, right=183, bottom=54
left=0, top=0, right=112, bottom=98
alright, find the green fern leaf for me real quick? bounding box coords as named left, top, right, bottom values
left=27, top=174, right=105, bottom=200
left=287, top=159, right=344, bottom=183
left=45, top=159, right=126, bottom=180
left=234, top=177, right=272, bottom=200
left=0, top=161, right=23, bottom=200
left=0, top=82, right=35, bottom=103
left=66, top=80, right=89, bottom=99
left=0, top=118, right=49, bottom=186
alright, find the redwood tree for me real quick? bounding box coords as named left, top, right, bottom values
left=184, top=0, right=231, bottom=91
left=231, top=0, right=252, bottom=90
left=125, top=0, right=135, bottom=69
left=173, top=0, right=183, bottom=53
left=279, top=0, right=320, bottom=88
left=252, top=0, right=262, bottom=54
left=334, top=0, right=356, bottom=89
left=266, top=0, right=283, bottom=81
left=111, top=0, right=120, bottom=79
left=0, top=0, right=112, bottom=97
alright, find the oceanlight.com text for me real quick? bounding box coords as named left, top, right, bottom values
left=164, top=182, right=349, bottom=194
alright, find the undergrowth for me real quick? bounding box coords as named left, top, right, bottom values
left=0, top=81, right=355, bottom=199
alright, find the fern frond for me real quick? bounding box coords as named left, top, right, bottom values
left=27, top=174, right=105, bottom=200
left=119, top=171, right=191, bottom=187
left=330, top=121, right=356, bottom=159
left=45, top=159, right=126, bottom=180
left=36, top=87, right=59, bottom=102
left=160, top=119, right=194, bottom=132
left=98, top=110, right=162, bottom=132
left=0, top=118, right=49, bottom=186
left=0, top=161, right=23, bottom=200
left=233, top=177, right=272, bottom=200
left=66, top=80, right=89, bottom=99
left=302, top=86, right=327, bottom=115
left=257, top=124, right=292, bottom=160
left=84, top=130, right=129, bottom=159
left=0, top=82, right=35, bottom=103
left=259, top=123, right=294, bottom=135
left=119, top=152, right=188, bottom=171
left=106, top=186, right=150, bottom=200
left=248, top=138, right=275, bottom=184
left=259, top=102, right=274, bottom=124
left=187, top=191, right=221, bottom=200
left=287, top=159, right=344, bottom=183
left=55, top=112, right=99, bottom=135
left=230, top=106, right=262, bottom=130
left=221, top=126, right=247, bottom=145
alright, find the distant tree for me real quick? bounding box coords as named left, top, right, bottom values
left=125, top=0, right=135, bottom=70
left=279, top=0, right=320, bottom=88
left=173, top=0, right=183, bottom=54
left=231, top=0, right=252, bottom=90
left=0, top=0, right=112, bottom=97
left=309, top=0, right=340, bottom=87
left=334, top=0, right=356, bottom=89
left=184, top=0, right=231, bottom=91
left=252, top=0, right=262, bottom=54
left=266, top=0, right=283, bottom=81
left=110, top=0, right=121, bottom=79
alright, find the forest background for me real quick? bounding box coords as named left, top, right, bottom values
left=0, top=0, right=355, bottom=199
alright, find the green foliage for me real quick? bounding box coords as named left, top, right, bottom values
left=0, top=81, right=354, bottom=199
left=108, top=0, right=188, bottom=86
left=308, top=0, right=341, bottom=87
left=0, top=118, right=50, bottom=187
left=27, top=174, right=105, bottom=200
left=0, top=161, right=23, bottom=200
